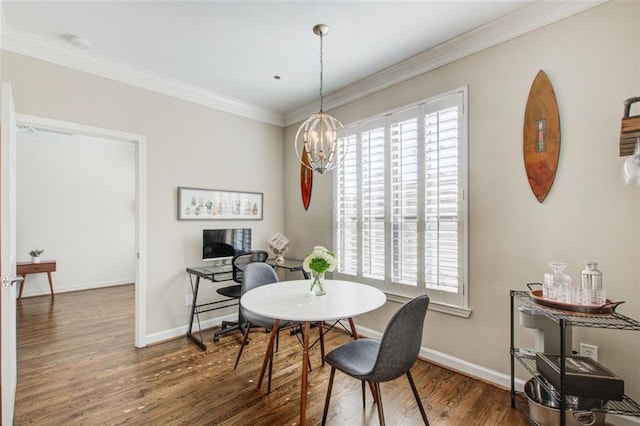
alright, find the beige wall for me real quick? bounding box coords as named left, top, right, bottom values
left=285, top=1, right=640, bottom=399
left=2, top=52, right=285, bottom=335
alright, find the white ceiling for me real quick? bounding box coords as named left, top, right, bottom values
left=1, top=1, right=604, bottom=126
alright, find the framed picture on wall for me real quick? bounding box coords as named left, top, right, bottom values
left=178, top=187, right=263, bottom=220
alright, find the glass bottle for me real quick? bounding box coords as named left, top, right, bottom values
left=581, top=262, right=603, bottom=304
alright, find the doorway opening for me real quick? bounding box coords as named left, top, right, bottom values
left=16, top=114, right=147, bottom=348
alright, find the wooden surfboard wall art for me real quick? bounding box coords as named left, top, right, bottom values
left=523, top=69, right=561, bottom=203
left=301, top=145, right=313, bottom=210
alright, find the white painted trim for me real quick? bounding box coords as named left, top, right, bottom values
left=1, top=2, right=605, bottom=128
left=145, top=313, right=236, bottom=346
left=15, top=113, right=148, bottom=348
left=2, top=28, right=285, bottom=127
left=134, top=134, right=148, bottom=349
left=285, top=0, right=608, bottom=126
left=385, top=293, right=472, bottom=318
left=20, top=279, right=134, bottom=298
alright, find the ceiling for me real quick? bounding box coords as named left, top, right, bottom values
left=1, top=1, right=603, bottom=126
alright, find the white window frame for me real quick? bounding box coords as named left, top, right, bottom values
left=333, top=86, right=470, bottom=317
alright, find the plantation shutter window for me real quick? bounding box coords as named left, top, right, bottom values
left=334, top=88, right=468, bottom=310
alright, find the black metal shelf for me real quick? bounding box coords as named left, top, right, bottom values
left=511, top=290, right=640, bottom=330
left=511, top=348, right=640, bottom=417
left=510, top=290, right=640, bottom=425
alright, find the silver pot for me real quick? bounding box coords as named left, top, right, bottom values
left=524, top=378, right=606, bottom=426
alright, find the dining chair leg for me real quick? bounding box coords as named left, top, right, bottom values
left=406, top=370, right=429, bottom=425
left=368, top=381, right=378, bottom=403
left=361, top=380, right=366, bottom=408
left=321, top=367, right=336, bottom=425
left=373, top=382, right=385, bottom=426
left=233, top=321, right=253, bottom=370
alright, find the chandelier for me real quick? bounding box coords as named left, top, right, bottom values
left=295, top=24, right=348, bottom=175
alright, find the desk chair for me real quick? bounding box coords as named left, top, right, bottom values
left=213, top=250, right=268, bottom=342
left=321, top=295, right=430, bottom=426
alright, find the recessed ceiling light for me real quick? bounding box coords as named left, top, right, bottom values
left=68, top=34, right=92, bottom=49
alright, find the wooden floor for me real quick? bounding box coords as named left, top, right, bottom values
left=14, top=285, right=530, bottom=425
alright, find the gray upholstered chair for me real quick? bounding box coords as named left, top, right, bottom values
left=213, top=250, right=268, bottom=342
left=321, top=295, right=430, bottom=426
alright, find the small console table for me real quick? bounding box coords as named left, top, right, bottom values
left=185, top=264, right=237, bottom=350
left=16, top=260, right=56, bottom=304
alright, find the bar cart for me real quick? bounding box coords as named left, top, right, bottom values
left=510, top=289, right=640, bottom=425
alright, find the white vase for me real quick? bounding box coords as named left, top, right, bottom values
left=31, top=256, right=41, bottom=263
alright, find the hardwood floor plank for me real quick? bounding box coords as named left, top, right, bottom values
left=15, top=285, right=529, bottom=425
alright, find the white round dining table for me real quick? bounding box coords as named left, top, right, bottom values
left=240, top=279, right=386, bottom=425
left=241, top=279, right=386, bottom=322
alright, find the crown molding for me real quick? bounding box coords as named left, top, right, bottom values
left=1, top=27, right=286, bottom=127
left=284, top=0, right=608, bottom=127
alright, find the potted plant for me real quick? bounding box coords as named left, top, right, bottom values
left=29, top=249, right=44, bottom=263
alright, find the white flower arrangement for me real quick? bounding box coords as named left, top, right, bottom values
left=303, top=246, right=336, bottom=275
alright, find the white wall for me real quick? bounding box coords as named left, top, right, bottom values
left=16, top=130, right=136, bottom=295
left=285, top=0, right=640, bottom=401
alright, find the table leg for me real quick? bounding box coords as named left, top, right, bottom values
left=348, top=318, right=358, bottom=339
left=18, top=275, right=26, bottom=305
left=319, top=322, right=325, bottom=366
left=300, top=321, right=311, bottom=425
left=257, top=319, right=280, bottom=391
left=46, top=271, right=55, bottom=299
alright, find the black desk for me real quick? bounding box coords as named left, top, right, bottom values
left=186, top=259, right=309, bottom=351
left=266, top=258, right=310, bottom=279
left=186, top=265, right=236, bottom=350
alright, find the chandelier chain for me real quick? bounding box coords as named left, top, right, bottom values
left=319, top=31, right=324, bottom=113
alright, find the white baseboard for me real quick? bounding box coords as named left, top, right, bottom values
left=20, top=279, right=134, bottom=298
left=145, top=313, right=237, bottom=345
left=355, top=324, right=524, bottom=391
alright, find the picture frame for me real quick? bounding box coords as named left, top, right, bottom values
left=178, top=187, right=263, bottom=220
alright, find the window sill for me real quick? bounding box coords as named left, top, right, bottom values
left=385, top=293, right=472, bottom=318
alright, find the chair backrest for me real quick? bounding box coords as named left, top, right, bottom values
left=370, top=295, right=430, bottom=382
left=239, top=262, right=279, bottom=324
left=241, top=262, right=279, bottom=295
left=232, top=250, right=268, bottom=283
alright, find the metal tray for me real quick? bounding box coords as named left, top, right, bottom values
left=527, top=284, right=624, bottom=314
